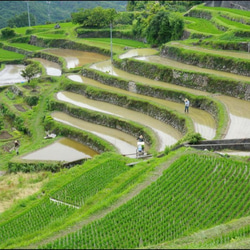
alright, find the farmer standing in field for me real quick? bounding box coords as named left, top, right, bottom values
left=184, top=98, right=190, bottom=113
left=14, top=140, right=20, bottom=155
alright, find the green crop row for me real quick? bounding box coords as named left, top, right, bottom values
left=0, top=48, right=25, bottom=60
left=9, top=43, right=44, bottom=51
left=184, top=16, right=223, bottom=34
left=0, top=198, right=76, bottom=247
left=39, top=154, right=250, bottom=249
left=51, top=159, right=130, bottom=206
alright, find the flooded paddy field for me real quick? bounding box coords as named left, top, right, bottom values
left=42, top=48, right=109, bottom=69
left=2, top=46, right=250, bottom=161
left=0, top=65, right=26, bottom=86
left=32, top=58, right=62, bottom=76
left=56, top=91, right=181, bottom=151
left=21, top=138, right=98, bottom=162
left=52, top=111, right=142, bottom=158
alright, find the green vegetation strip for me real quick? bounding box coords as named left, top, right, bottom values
left=39, top=153, right=250, bottom=249
left=0, top=152, right=160, bottom=248
left=8, top=43, right=44, bottom=51
left=0, top=48, right=25, bottom=60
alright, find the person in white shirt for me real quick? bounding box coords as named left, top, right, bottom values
left=184, top=98, right=190, bottom=113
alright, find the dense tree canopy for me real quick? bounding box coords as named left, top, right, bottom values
left=7, top=12, right=36, bottom=28
left=146, top=11, right=184, bottom=46
left=71, top=7, right=117, bottom=28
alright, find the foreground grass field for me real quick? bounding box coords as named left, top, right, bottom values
left=1, top=2, right=250, bottom=249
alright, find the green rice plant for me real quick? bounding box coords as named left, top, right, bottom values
left=39, top=154, right=250, bottom=249
left=9, top=43, right=44, bottom=51
left=184, top=16, right=224, bottom=34
left=0, top=48, right=25, bottom=60
left=51, top=159, right=130, bottom=206
left=215, top=15, right=250, bottom=30
left=0, top=198, right=76, bottom=247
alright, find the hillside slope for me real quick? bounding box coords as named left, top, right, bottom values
left=0, top=1, right=127, bottom=29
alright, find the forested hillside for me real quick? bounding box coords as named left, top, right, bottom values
left=0, top=1, right=127, bottom=29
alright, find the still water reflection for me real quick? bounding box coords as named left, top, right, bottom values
left=32, top=58, right=62, bottom=76
left=52, top=111, right=143, bottom=158
left=42, top=48, right=109, bottom=69
left=56, top=91, right=182, bottom=151
left=22, top=138, right=98, bottom=162
left=0, top=65, right=26, bottom=86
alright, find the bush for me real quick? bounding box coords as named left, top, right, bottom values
left=24, top=96, right=39, bottom=106
left=1, top=27, right=16, bottom=38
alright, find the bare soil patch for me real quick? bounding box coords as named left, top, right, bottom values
left=14, top=104, right=26, bottom=112
left=0, top=131, right=12, bottom=140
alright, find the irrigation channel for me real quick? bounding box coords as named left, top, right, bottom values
left=2, top=47, right=250, bottom=161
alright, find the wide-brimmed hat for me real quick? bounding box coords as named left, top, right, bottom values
left=185, top=98, right=188, bottom=101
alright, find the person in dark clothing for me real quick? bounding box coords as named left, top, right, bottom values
left=14, top=140, right=20, bottom=155
left=137, top=135, right=144, bottom=142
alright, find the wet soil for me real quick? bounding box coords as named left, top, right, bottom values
left=0, top=131, right=12, bottom=139
left=136, top=55, right=250, bottom=83
left=14, top=104, right=26, bottom=112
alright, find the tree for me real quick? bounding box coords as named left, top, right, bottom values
left=1, top=27, right=15, bottom=38
left=146, top=11, right=184, bottom=46
left=7, top=12, right=36, bottom=28
left=71, top=7, right=116, bottom=28
left=21, top=63, right=41, bottom=83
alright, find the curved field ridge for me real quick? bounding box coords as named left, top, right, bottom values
left=40, top=154, right=250, bottom=249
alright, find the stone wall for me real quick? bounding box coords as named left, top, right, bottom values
left=205, top=1, right=250, bottom=10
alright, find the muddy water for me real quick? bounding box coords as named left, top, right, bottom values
left=32, top=58, right=62, bottom=76
left=42, top=48, right=109, bottom=69
left=52, top=111, right=143, bottom=158
left=0, top=65, right=26, bottom=86
left=136, top=55, right=250, bottom=83
left=89, top=61, right=217, bottom=138
left=216, top=95, right=250, bottom=139
left=67, top=74, right=216, bottom=140
left=119, top=48, right=158, bottom=59
left=56, top=91, right=182, bottom=151
left=22, top=138, right=98, bottom=162
left=90, top=60, right=208, bottom=96
left=90, top=55, right=250, bottom=139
